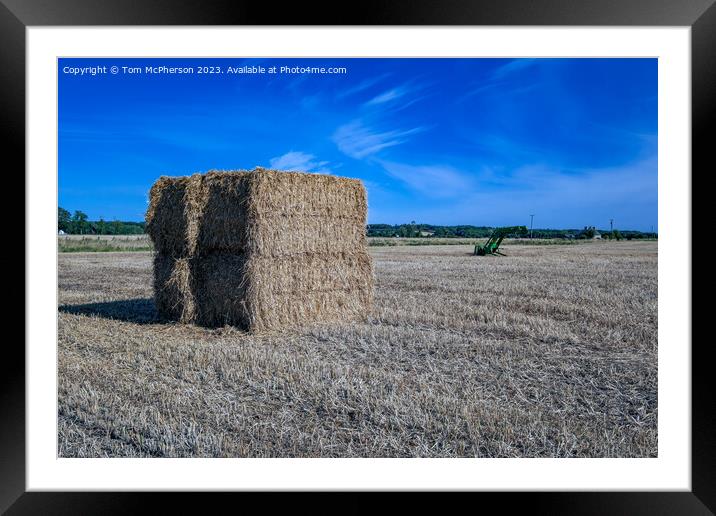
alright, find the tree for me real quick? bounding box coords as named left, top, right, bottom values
left=579, top=226, right=595, bottom=239
left=611, top=229, right=622, bottom=241
left=408, top=220, right=418, bottom=237
left=71, top=210, right=89, bottom=234
left=58, top=207, right=71, bottom=232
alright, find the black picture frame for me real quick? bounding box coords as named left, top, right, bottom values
left=5, top=0, right=711, bottom=512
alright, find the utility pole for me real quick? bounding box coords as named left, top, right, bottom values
left=529, top=214, right=534, bottom=239
left=610, top=219, right=614, bottom=233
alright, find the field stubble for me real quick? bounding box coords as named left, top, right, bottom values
left=58, top=241, right=657, bottom=457
left=58, top=234, right=595, bottom=252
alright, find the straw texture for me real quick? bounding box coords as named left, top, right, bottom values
left=146, top=168, right=373, bottom=331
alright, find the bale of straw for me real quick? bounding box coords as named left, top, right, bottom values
left=145, top=177, right=192, bottom=256
left=146, top=169, right=367, bottom=256
left=152, top=254, right=196, bottom=323
left=247, top=289, right=373, bottom=333
left=154, top=252, right=373, bottom=329
left=146, top=168, right=373, bottom=331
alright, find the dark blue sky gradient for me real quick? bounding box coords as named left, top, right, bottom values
left=58, top=58, right=657, bottom=230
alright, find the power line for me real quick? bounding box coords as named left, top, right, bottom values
left=529, top=214, right=534, bottom=239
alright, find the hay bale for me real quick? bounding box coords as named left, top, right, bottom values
left=146, top=169, right=367, bottom=256
left=146, top=168, right=373, bottom=331
left=145, top=177, right=192, bottom=256
left=152, top=254, right=196, bottom=323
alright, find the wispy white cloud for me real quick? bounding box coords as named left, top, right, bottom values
left=332, top=120, right=424, bottom=160
left=364, top=81, right=432, bottom=110
left=456, top=59, right=541, bottom=103
left=336, top=73, right=391, bottom=99
left=365, top=86, right=409, bottom=106
left=268, top=151, right=330, bottom=173
left=332, top=78, right=432, bottom=161
left=490, top=58, right=539, bottom=80
left=366, top=156, right=657, bottom=229
left=441, top=157, right=658, bottom=228
left=377, top=160, right=474, bottom=198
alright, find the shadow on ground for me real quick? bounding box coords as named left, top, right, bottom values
left=59, top=298, right=161, bottom=324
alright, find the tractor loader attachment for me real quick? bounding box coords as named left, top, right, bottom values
left=474, top=226, right=528, bottom=256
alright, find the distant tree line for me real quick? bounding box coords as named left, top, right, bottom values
left=368, top=223, right=496, bottom=238
left=57, top=208, right=657, bottom=239
left=366, top=223, right=657, bottom=240
left=58, top=207, right=145, bottom=235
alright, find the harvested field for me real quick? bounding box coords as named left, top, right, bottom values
left=58, top=241, right=657, bottom=458
left=58, top=235, right=602, bottom=253
left=58, top=234, right=153, bottom=253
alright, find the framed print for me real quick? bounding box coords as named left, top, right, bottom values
left=6, top=0, right=713, bottom=512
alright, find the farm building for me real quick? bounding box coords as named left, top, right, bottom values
left=145, top=168, right=373, bottom=332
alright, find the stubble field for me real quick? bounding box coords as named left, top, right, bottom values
left=58, top=241, right=657, bottom=458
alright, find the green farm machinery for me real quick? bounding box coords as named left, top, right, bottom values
left=474, top=226, right=528, bottom=256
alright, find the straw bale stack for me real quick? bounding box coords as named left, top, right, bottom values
left=146, top=168, right=373, bottom=331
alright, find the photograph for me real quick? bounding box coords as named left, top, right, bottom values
left=56, top=57, right=659, bottom=459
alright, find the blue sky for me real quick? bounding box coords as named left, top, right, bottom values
left=59, top=58, right=657, bottom=230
